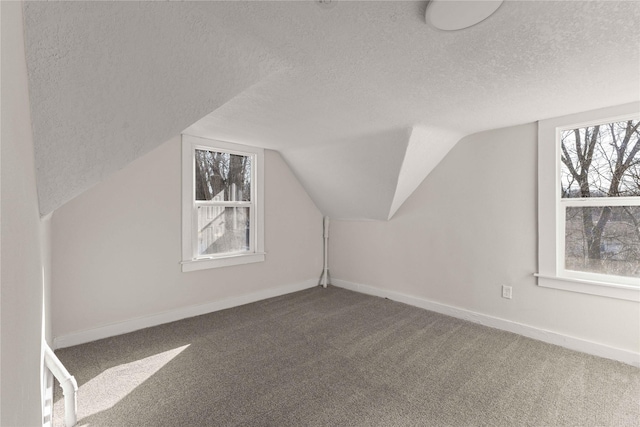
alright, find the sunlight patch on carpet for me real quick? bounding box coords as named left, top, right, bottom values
left=54, top=344, right=190, bottom=422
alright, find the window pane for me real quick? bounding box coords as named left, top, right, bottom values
left=197, top=206, right=250, bottom=256
left=565, top=206, right=640, bottom=278
left=560, top=120, right=639, bottom=198
left=195, top=150, right=251, bottom=201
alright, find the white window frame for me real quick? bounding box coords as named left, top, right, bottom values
left=536, top=102, right=640, bottom=301
left=181, top=135, right=265, bottom=272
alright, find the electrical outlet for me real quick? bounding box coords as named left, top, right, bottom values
left=502, top=285, right=512, bottom=299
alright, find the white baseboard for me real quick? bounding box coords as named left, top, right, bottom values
left=53, top=279, right=318, bottom=349
left=332, top=279, right=640, bottom=368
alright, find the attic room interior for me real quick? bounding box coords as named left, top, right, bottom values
left=1, top=0, right=639, bottom=426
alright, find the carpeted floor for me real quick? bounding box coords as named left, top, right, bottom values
left=53, top=286, right=640, bottom=426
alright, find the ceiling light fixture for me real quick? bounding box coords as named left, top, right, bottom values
left=425, top=0, right=504, bottom=31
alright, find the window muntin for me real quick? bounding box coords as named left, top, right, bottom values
left=535, top=102, right=640, bottom=302
left=557, top=119, right=640, bottom=286
left=558, top=119, right=640, bottom=283
left=182, top=135, right=264, bottom=271
left=193, top=148, right=253, bottom=258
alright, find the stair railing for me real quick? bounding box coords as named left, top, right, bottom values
left=43, top=343, right=77, bottom=427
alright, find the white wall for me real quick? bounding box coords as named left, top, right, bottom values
left=1, top=1, right=46, bottom=424
left=330, top=123, right=640, bottom=356
left=51, top=136, right=322, bottom=341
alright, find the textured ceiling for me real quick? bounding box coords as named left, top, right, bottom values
left=23, top=1, right=640, bottom=219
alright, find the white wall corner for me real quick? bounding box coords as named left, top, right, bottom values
left=53, top=279, right=318, bottom=349
left=281, top=128, right=410, bottom=221
left=332, top=279, right=640, bottom=368
left=388, top=125, right=464, bottom=219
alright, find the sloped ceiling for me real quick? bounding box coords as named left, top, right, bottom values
left=23, top=1, right=640, bottom=219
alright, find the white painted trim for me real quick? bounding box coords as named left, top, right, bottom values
left=53, top=279, right=318, bottom=349
left=181, top=135, right=265, bottom=271
left=42, top=368, right=54, bottom=427
left=181, top=252, right=266, bottom=272
left=535, top=274, right=639, bottom=302
left=538, top=103, right=640, bottom=296
left=332, top=279, right=640, bottom=368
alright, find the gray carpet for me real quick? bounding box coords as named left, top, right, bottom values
left=53, top=286, right=640, bottom=426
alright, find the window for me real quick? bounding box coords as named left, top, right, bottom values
left=537, top=103, right=640, bottom=301
left=181, top=135, right=264, bottom=272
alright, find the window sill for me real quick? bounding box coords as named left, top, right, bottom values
left=181, top=252, right=266, bottom=272
left=535, top=273, right=639, bottom=302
